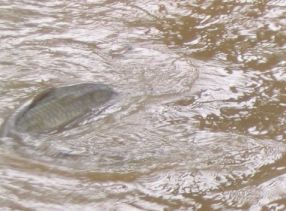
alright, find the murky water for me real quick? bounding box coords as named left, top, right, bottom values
left=0, top=0, right=286, bottom=210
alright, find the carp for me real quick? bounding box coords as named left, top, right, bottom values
left=0, top=83, right=116, bottom=138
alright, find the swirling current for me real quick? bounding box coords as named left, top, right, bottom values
left=0, top=1, right=286, bottom=210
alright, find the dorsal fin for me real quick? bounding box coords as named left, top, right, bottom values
left=28, top=87, right=56, bottom=109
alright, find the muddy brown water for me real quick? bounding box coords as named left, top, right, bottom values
left=0, top=0, right=286, bottom=210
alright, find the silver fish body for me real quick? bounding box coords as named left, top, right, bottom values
left=0, top=83, right=116, bottom=137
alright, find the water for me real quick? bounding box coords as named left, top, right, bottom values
left=0, top=0, right=286, bottom=210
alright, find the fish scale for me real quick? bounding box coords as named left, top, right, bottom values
left=0, top=83, right=116, bottom=137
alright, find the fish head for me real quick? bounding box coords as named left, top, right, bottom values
left=89, top=84, right=117, bottom=105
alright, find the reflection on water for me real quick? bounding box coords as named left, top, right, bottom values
left=0, top=0, right=286, bottom=210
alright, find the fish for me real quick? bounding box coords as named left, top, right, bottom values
left=0, top=83, right=117, bottom=138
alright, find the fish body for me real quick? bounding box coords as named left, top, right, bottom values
left=0, top=83, right=116, bottom=137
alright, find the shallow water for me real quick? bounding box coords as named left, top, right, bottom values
left=0, top=0, right=286, bottom=210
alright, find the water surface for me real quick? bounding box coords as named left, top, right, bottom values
left=0, top=0, right=286, bottom=210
